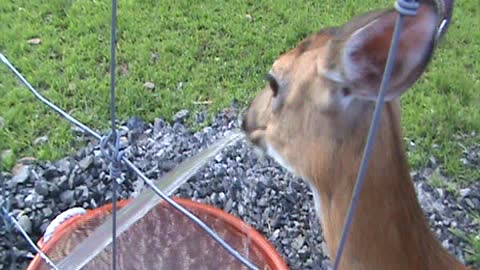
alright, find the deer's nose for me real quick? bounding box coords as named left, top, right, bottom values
left=241, top=115, right=249, bottom=132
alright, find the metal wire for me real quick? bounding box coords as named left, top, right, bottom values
left=331, top=1, right=419, bottom=269
left=0, top=206, right=60, bottom=270
left=0, top=54, right=102, bottom=141
left=108, top=0, right=119, bottom=269
left=0, top=52, right=260, bottom=270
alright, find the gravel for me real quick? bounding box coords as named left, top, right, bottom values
left=0, top=108, right=479, bottom=270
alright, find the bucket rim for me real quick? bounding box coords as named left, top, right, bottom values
left=26, top=197, right=289, bottom=270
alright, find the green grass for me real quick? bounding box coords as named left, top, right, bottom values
left=0, top=0, right=479, bottom=263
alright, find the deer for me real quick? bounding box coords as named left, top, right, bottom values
left=241, top=0, right=469, bottom=269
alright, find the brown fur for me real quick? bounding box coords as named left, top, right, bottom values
left=241, top=1, right=467, bottom=269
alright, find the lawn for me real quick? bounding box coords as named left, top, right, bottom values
left=0, top=0, right=479, bottom=264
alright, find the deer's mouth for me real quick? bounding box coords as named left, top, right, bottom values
left=240, top=117, right=267, bottom=158
left=243, top=128, right=267, bottom=154
left=241, top=110, right=266, bottom=144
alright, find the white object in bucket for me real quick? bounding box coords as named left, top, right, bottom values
left=43, top=207, right=87, bottom=243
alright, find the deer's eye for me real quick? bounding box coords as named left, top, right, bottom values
left=265, top=73, right=279, bottom=97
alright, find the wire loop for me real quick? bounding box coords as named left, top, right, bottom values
left=100, top=131, right=125, bottom=180
left=395, top=0, right=420, bottom=16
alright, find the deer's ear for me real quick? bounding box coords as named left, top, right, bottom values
left=339, top=5, right=439, bottom=101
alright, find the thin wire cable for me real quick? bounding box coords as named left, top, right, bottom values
left=109, top=0, right=119, bottom=269
left=0, top=53, right=259, bottom=270
left=332, top=1, right=419, bottom=269
left=0, top=206, right=60, bottom=270
left=0, top=54, right=102, bottom=141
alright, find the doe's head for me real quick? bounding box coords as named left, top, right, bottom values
left=241, top=3, right=448, bottom=180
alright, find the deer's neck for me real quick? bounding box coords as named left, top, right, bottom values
left=310, top=101, right=465, bottom=270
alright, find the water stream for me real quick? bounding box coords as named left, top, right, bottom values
left=57, top=130, right=246, bottom=269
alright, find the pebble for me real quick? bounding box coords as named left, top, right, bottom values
left=33, top=135, right=49, bottom=146
left=292, top=235, right=305, bottom=250
left=34, top=181, right=49, bottom=196
left=173, top=109, right=190, bottom=123
left=459, top=188, right=471, bottom=198
left=60, top=190, right=75, bottom=205
left=11, top=165, right=30, bottom=184
left=42, top=208, right=53, bottom=218
left=79, top=155, right=94, bottom=170
left=17, top=215, right=32, bottom=234
left=143, top=82, right=155, bottom=90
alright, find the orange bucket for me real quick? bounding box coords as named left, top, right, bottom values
left=27, top=197, right=289, bottom=270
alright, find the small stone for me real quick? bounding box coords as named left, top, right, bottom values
left=292, top=235, right=305, bottom=250
left=143, top=81, right=155, bottom=90
left=15, top=194, right=25, bottom=208
left=177, top=82, right=184, bottom=90
left=224, top=198, right=233, bottom=213
left=79, top=155, right=93, bottom=170
left=18, top=156, right=37, bottom=164
left=153, top=118, right=167, bottom=132
left=218, top=192, right=226, bottom=202
left=42, top=208, right=53, bottom=218
left=60, top=190, right=75, bottom=204
left=55, top=158, right=70, bottom=172
left=238, top=203, right=245, bottom=216
left=465, top=198, right=475, bottom=209
left=442, top=239, right=450, bottom=250
left=55, top=175, right=68, bottom=190
left=24, top=194, right=34, bottom=206
left=120, top=136, right=128, bottom=146
left=258, top=197, right=268, bottom=207
left=271, top=229, right=280, bottom=240
left=119, top=63, right=129, bottom=76
left=459, top=188, right=471, bottom=198
left=12, top=165, right=30, bottom=184
left=27, top=38, right=41, bottom=45
left=33, top=135, right=49, bottom=146
left=471, top=198, right=480, bottom=208
left=17, top=215, right=32, bottom=234
left=436, top=188, right=445, bottom=198
left=34, top=181, right=49, bottom=196
left=173, top=109, right=190, bottom=123
left=127, top=116, right=147, bottom=132
left=215, top=153, right=224, bottom=163
left=76, top=186, right=89, bottom=201
left=195, top=111, right=207, bottom=124
left=151, top=52, right=159, bottom=62
left=35, top=195, right=44, bottom=204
